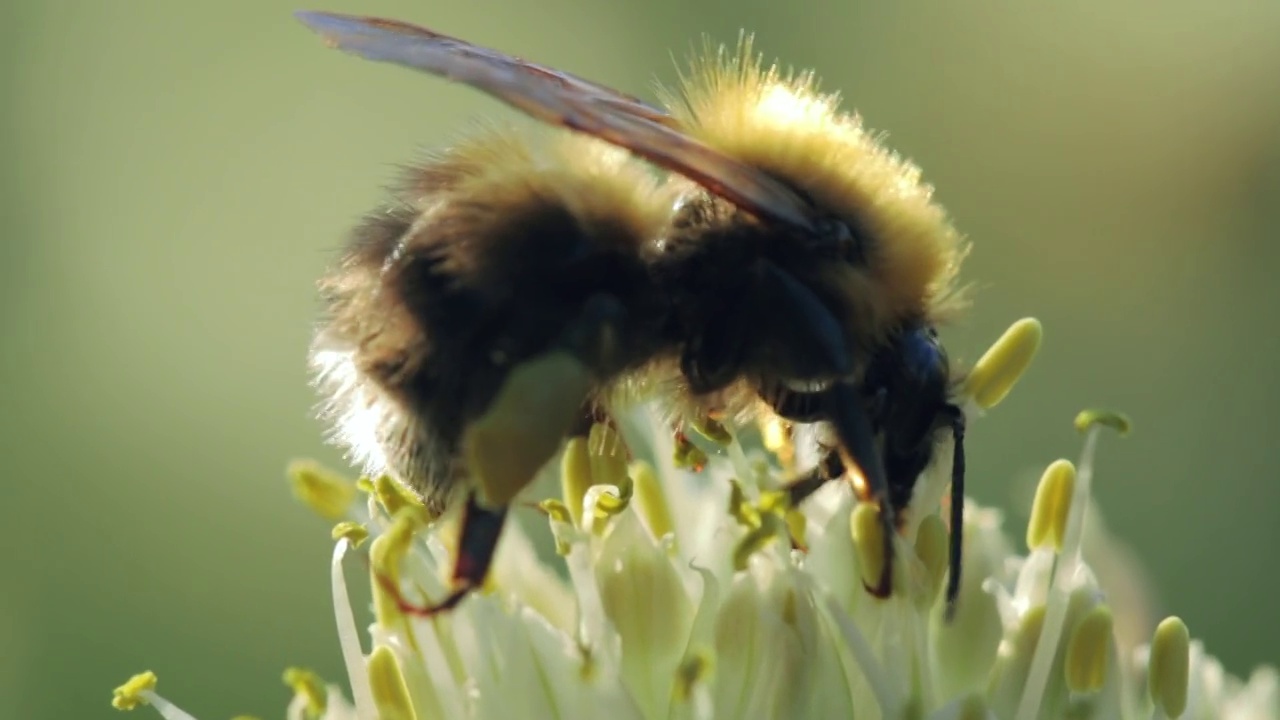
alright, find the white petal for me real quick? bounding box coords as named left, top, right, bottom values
left=593, top=509, right=695, bottom=720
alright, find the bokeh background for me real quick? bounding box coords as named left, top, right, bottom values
left=3, top=1, right=1278, bottom=717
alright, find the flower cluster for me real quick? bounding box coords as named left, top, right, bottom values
left=114, top=319, right=1278, bottom=720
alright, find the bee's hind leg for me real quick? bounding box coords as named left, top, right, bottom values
left=395, top=293, right=629, bottom=614
left=760, top=385, right=840, bottom=507
left=380, top=492, right=507, bottom=616
left=779, top=449, right=844, bottom=508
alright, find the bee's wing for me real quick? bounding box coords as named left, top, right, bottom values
left=296, top=12, right=816, bottom=232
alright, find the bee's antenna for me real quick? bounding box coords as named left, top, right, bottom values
left=944, top=408, right=966, bottom=621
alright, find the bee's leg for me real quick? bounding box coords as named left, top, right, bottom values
left=761, top=386, right=843, bottom=506
left=759, top=381, right=825, bottom=423
left=407, top=293, right=627, bottom=613
left=387, top=491, right=507, bottom=616
left=942, top=405, right=966, bottom=620
left=780, top=448, right=845, bottom=508
left=822, top=381, right=896, bottom=598
left=681, top=324, right=746, bottom=395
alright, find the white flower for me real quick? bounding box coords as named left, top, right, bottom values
left=114, top=320, right=1278, bottom=720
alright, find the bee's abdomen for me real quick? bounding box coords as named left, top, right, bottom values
left=312, top=129, right=676, bottom=509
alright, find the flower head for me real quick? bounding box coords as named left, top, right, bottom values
left=114, top=319, right=1278, bottom=720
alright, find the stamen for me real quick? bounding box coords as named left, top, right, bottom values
left=537, top=499, right=576, bottom=555
left=330, top=538, right=375, bottom=717
left=689, top=415, right=732, bottom=445
left=1147, top=616, right=1190, bottom=718
left=110, top=671, right=197, bottom=712
left=914, top=514, right=949, bottom=610
left=673, top=430, right=709, bottom=472
left=560, top=437, right=592, bottom=528
left=1073, top=409, right=1132, bottom=437
left=372, top=475, right=430, bottom=525
left=962, top=318, right=1043, bottom=410
left=586, top=480, right=634, bottom=533
left=282, top=667, right=328, bottom=716
left=367, top=646, right=418, bottom=720
left=111, top=671, right=158, bottom=711
left=631, top=460, right=676, bottom=544
left=1025, top=460, right=1075, bottom=552
left=1064, top=605, right=1114, bottom=693
left=369, top=509, right=420, bottom=628
left=1015, top=411, right=1128, bottom=720
left=331, top=521, right=370, bottom=547
left=850, top=504, right=888, bottom=594
left=726, top=478, right=759, bottom=527
left=588, top=422, right=630, bottom=491
left=731, top=512, right=786, bottom=570
left=288, top=460, right=356, bottom=520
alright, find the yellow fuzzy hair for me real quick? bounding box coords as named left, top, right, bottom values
left=659, top=37, right=970, bottom=328
left=405, top=126, right=679, bottom=271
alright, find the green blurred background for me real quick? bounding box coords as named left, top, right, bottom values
left=3, top=1, right=1278, bottom=717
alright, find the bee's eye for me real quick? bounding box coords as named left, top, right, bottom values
left=900, top=326, right=945, bottom=379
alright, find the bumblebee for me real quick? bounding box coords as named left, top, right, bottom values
left=299, top=13, right=970, bottom=614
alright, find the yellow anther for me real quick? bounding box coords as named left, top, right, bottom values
left=355, top=476, right=376, bottom=495
left=560, top=436, right=592, bottom=527
left=1148, top=616, right=1191, bottom=718
left=690, top=415, right=732, bottom=446
left=538, top=499, right=574, bottom=555
left=588, top=422, right=630, bottom=490
left=1064, top=605, right=1114, bottom=693
left=914, top=514, right=949, bottom=608
left=1073, top=408, right=1132, bottom=436
left=963, top=317, right=1042, bottom=410
left=727, top=478, right=759, bottom=527
left=288, top=460, right=356, bottom=520
left=464, top=352, right=592, bottom=508
left=330, top=521, right=370, bottom=548
left=590, top=483, right=633, bottom=526
left=538, top=498, right=573, bottom=525
left=282, top=667, right=327, bottom=716
left=372, top=475, right=430, bottom=525
left=367, top=645, right=418, bottom=720
left=673, top=431, right=709, bottom=472
left=760, top=415, right=796, bottom=470
left=111, top=670, right=157, bottom=711
left=674, top=647, right=714, bottom=702
left=757, top=489, right=791, bottom=515
left=369, top=508, right=420, bottom=627
left=732, top=513, right=785, bottom=570
left=1026, top=460, right=1076, bottom=551
left=850, top=503, right=887, bottom=592
left=632, top=460, right=675, bottom=543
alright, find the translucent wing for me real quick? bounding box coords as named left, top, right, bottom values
left=295, top=12, right=816, bottom=232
